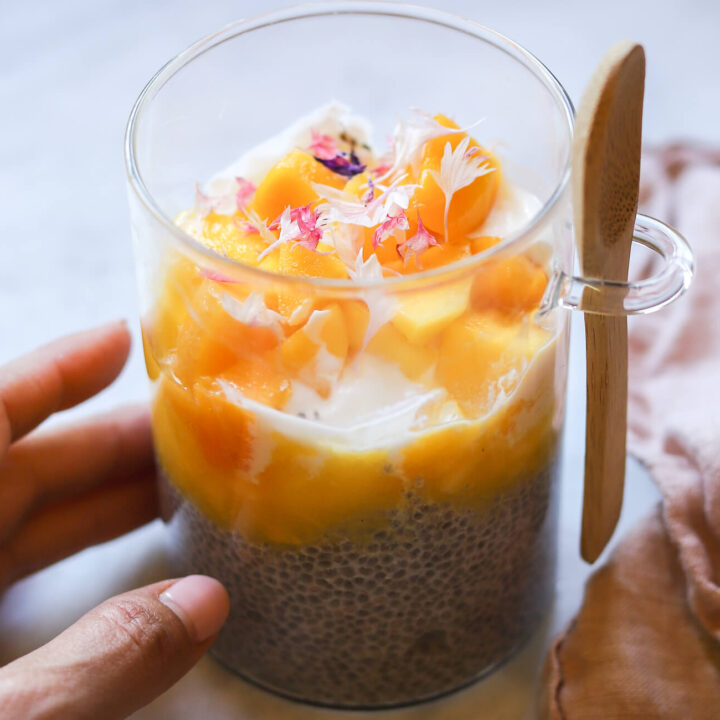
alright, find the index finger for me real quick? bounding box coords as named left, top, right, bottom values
left=0, top=321, right=131, bottom=454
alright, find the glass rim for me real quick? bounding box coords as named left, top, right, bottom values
left=123, top=1, right=575, bottom=291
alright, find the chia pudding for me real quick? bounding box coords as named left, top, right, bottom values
left=159, top=458, right=559, bottom=707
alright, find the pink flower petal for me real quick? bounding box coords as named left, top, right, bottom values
left=235, top=177, right=256, bottom=210
left=260, top=204, right=327, bottom=259
left=371, top=161, right=393, bottom=177
left=200, top=268, right=236, bottom=283
left=362, top=178, right=375, bottom=204
left=397, top=216, right=440, bottom=266
left=372, top=209, right=409, bottom=249
left=309, top=130, right=338, bottom=160
left=232, top=217, right=260, bottom=235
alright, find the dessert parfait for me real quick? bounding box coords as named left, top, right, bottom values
left=144, top=103, right=565, bottom=707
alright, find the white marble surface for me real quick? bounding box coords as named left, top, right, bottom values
left=1, top=0, right=714, bottom=717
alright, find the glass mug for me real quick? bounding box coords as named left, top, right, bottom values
left=124, top=2, right=693, bottom=709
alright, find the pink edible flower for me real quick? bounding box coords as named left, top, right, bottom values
left=234, top=219, right=260, bottom=235
left=372, top=209, right=409, bottom=249
left=397, top=216, right=439, bottom=266
left=371, top=161, right=393, bottom=177
left=309, top=130, right=338, bottom=160
left=292, top=204, right=325, bottom=251
left=362, top=178, right=375, bottom=204
left=235, top=177, right=256, bottom=210
left=259, top=204, right=327, bottom=260
left=312, top=174, right=416, bottom=228
left=200, top=268, right=236, bottom=283
left=195, top=177, right=254, bottom=217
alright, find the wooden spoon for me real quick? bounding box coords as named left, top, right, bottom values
left=573, top=42, right=645, bottom=563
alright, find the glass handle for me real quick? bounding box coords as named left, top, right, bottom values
left=542, top=213, right=695, bottom=316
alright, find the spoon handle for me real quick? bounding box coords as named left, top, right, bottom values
left=574, top=42, right=645, bottom=562
left=581, top=315, right=628, bottom=562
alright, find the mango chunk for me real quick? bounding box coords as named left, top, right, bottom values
left=318, top=305, right=349, bottom=358
left=250, top=149, right=345, bottom=224
left=435, top=311, right=547, bottom=415
left=141, top=325, right=160, bottom=381
left=392, top=278, right=472, bottom=345
left=412, top=115, right=501, bottom=241
left=172, top=319, right=240, bottom=385
left=196, top=289, right=281, bottom=355
left=367, top=323, right=436, bottom=381
left=278, top=241, right=348, bottom=280
left=201, top=212, right=266, bottom=263
left=220, top=353, right=292, bottom=410
left=387, top=237, right=471, bottom=275
left=343, top=171, right=373, bottom=198
left=264, top=243, right=346, bottom=324
left=470, top=236, right=501, bottom=254
left=281, top=327, right=320, bottom=374
left=147, top=258, right=203, bottom=364
left=281, top=305, right=348, bottom=375
left=341, top=300, right=370, bottom=353
left=471, top=256, right=548, bottom=314
left=169, top=285, right=285, bottom=386
left=154, top=375, right=254, bottom=477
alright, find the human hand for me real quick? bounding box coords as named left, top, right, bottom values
left=0, top=321, right=229, bottom=719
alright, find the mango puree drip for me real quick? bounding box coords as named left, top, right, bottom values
left=145, top=113, right=558, bottom=545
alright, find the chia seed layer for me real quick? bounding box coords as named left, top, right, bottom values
left=159, top=464, right=558, bottom=708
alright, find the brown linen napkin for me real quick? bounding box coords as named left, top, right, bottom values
left=540, top=145, right=720, bottom=719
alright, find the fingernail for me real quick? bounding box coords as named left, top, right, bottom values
left=159, top=575, right=230, bottom=643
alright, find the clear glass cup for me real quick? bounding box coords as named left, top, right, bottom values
left=124, top=2, right=693, bottom=709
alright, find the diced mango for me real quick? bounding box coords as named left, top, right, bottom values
left=387, top=237, right=471, bottom=275
left=148, top=258, right=203, bottom=363
left=151, top=375, right=256, bottom=526
left=258, top=252, right=280, bottom=273
left=265, top=289, right=315, bottom=326
left=264, top=244, right=346, bottom=323
left=195, top=289, right=281, bottom=355
left=250, top=149, right=345, bottom=224
left=362, top=226, right=401, bottom=266
left=278, top=241, right=348, bottom=280
left=201, top=213, right=266, bottom=263
left=470, top=236, right=501, bottom=254
left=343, top=171, right=373, bottom=198
left=141, top=325, right=160, bottom=381
left=341, top=300, right=370, bottom=353
left=318, top=304, right=349, bottom=358
left=168, top=285, right=285, bottom=385
left=412, top=115, right=501, bottom=241
left=471, top=256, right=548, bottom=314
left=392, top=278, right=472, bottom=345
left=172, top=319, right=240, bottom=385
left=367, top=323, right=436, bottom=381
left=435, top=311, right=547, bottom=415
left=281, top=326, right=320, bottom=373
left=220, top=353, right=292, bottom=410
left=281, top=304, right=348, bottom=373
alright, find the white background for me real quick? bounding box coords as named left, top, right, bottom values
left=0, top=1, right=716, bottom=718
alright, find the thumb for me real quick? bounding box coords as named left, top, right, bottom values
left=0, top=575, right=229, bottom=720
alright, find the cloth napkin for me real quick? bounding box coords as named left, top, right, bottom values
left=540, top=145, right=720, bottom=719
